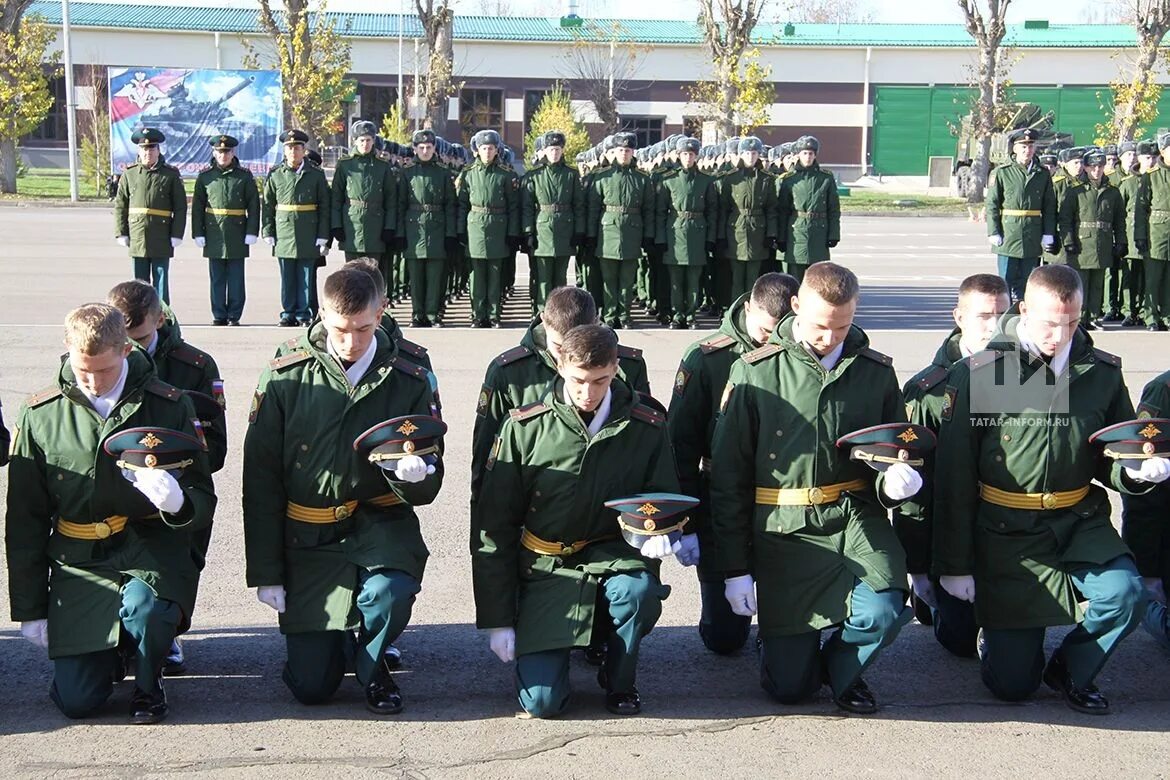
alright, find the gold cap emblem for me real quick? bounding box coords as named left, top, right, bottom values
left=897, top=428, right=918, bottom=443
left=638, top=502, right=660, bottom=516
left=1139, top=423, right=1162, bottom=440
left=397, top=420, right=419, bottom=436
left=139, top=432, right=163, bottom=449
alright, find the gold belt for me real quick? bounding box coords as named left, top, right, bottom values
left=674, top=210, right=705, bottom=219
left=206, top=207, right=247, bottom=216
left=128, top=207, right=172, bottom=218
left=57, top=515, right=130, bottom=540
left=796, top=210, right=825, bottom=218
left=978, top=483, right=1091, bottom=511
left=471, top=205, right=506, bottom=214
left=605, top=205, right=640, bottom=214
left=1001, top=209, right=1042, bottom=217
left=754, top=478, right=868, bottom=506
left=276, top=204, right=318, bottom=212
left=1080, top=221, right=1112, bottom=229
left=286, top=493, right=404, bottom=524
left=520, top=528, right=608, bottom=557
left=409, top=204, right=443, bottom=212
left=347, top=199, right=378, bottom=207
left=540, top=204, right=572, bottom=212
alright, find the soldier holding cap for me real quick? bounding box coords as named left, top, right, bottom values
left=191, top=134, right=260, bottom=325
left=331, top=120, right=399, bottom=295
left=521, top=131, right=585, bottom=313
left=114, top=128, right=187, bottom=304
left=986, top=128, right=1058, bottom=301
left=5, top=303, right=215, bottom=724
left=656, top=136, right=717, bottom=328
left=777, top=135, right=840, bottom=284
left=399, top=129, right=458, bottom=328
left=458, top=129, right=520, bottom=328
left=1143, top=132, right=1170, bottom=330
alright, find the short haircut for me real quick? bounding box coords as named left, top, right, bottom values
left=957, top=273, right=1009, bottom=303
left=107, top=280, right=162, bottom=330
left=1027, top=264, right=1083, bottom=303
left=322, top=266, right=380, bottom=316
left=558, top=324, right=618, bottom=368
left=65, top=303, right=127, bottom=355
left=750, top=272, right=799, bottom=319
left=801, top=261, right=859, bottom=306
left=346, top=257, right=385, bottom=292
left=544, top=287, right=598, bottom=334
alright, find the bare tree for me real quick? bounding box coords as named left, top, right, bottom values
left=778, top=0, right=874, bottom=22
left=1102, top=1, right=1170, bottom=142
left=416, top=0, right=459, bottom=135
left=473, top=0, right=512, bottom=12
left=957, top=0, right=1013, bottom=204
left=558, top=21, right=645, bottom=133
left=695, top=0, right=770, bottom=139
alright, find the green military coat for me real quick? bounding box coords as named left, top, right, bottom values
left=191, top=159, right=261, bottom=259
left=1145, top=165, right=1170, bottom=261
left=778, top=161, right=840, bottom=265
left=587, top=163, right=655, bottom=261
left=398, top=159, right=457, bottom=260
left=472, top=377, right=677, bottom=655
left=986, top=160, right=1057, bottom=259
left=655, top=166, right=716, bottom=266
left=1121, top=371, right=1170, bottom=582
left=716, top=164, right=778, bottom=263
left=5, top=352, right=216, bottom=657
left=710, top=317, right=908, bottom=636
left=242, top=326, right=441, bottom=634
left=261, top=161, right=330, bottom=259
left=114, top=157, right=187, bottom=258
left=1116, top=169, right=1151, bottom=260
left=456, top=159, right=520, bottom=260
left=1060, top=176, right=1126, bottom=270
left=331, top=151, right=398, bottom=254
left=521, top=160, right=584, bottom=258
left=933, top=316, right=1141, bottom=629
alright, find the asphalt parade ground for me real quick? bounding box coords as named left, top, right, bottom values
left=0, top=207, right=1167, bottom=777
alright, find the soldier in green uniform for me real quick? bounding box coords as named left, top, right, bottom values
left=114, top=128, right=187, bottom=305
left=1111, top=141, right=1151, bottom=327
left=473, top=324, right=681, bottom=717
left=587, top=132, right=655, bottom=329
left=1143, top=132, right=1170, bottom=331
left=934, top=264, right=1159, bottom=713
left=191, top=134, right=260, bottom=326
left=668, top=272, right=796, bottom=654
left=331, top=121, right=398, bottom=294
left=985, top=128, right=1058, bottom=301
left=1103, top=144, right=1120, bottom=181
left=398, top=130, right=458, bottom=328
left=896, top=273, right=1009, bottom=656
left=657, top=137, right=717, bottom=329
left=577, top=146, right=606, bottom=310
left=710, top=262, right=917, bottom=714
left=523, top=131, right=585, bottom=314
left=1049, top=146, right=1085, bottom=267
left=715, top=137, right=777, bottom=301
left=777, top=136, right=840, bottom=284
left=262, top=129, right=330, bottom=327
left=1059, top=146, right=1127, bottom=328
left=243, top=266, right=443, bottom=714
left=457, top=130, right=520, bottom=328
left=6, top=304, right=216, bottom=723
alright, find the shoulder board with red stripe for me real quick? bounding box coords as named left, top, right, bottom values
left=269, top=350, right=312, bottom=371
left=390, top=355, right=428, bottom=380
left=969, top=349, right=1005, bottom=371
left=145, top=380, right=183, bottom=401
left=859, top=347, right=893, bottom=366
left=1092, top=347, right=1122, bottom=368
left=509, top=402, right=550, bottom=421
left=494, top=345, right=533, bottom=366
left=630, top=403, right=666, bottom=426
left=25, top=385, right=63, bottom=408
left=915, top=364, right=949, bottom=391
left=398, top=338, right=428, bottom=359
left=168, top=342, right=209, bottom=369
left=283, top=338, right=301, bottom=351
left=617, top=344, right=643, bottom=360
left=699, top=334, right=735, bottom=354
left=743, top=344, right=782, bottom=364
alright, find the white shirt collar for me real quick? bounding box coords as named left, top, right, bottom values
left=793, top=318, right=845, bottom=370
left=144, top=330, right=159, bottom=357
left=328, top=335, right=378, bottom=386
left=958, top=338, right=977, bottom=358
left=562, top=385, right=613, bottom=437
left=82, top=358, right=129, bottom=420
left=1017, top=321, right=1072, bottom=377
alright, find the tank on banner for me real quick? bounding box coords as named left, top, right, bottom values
left=109, top=67, right=283, bottom=176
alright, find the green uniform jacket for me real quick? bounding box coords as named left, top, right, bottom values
left=666, top=295, right=757, bottom=580
left=114, top=158, right=188, bottom=257
left=398, top=159, right=457, bottom=260
left=5, top=351, right=216, bottom=657
left=710, top=317, right=908, bottom=636
left=1116, top=169, right=1151, bottom=259
left=456, top=159, right=520, bottom=260
left=655, top=166, right=716, bottom=266
left=932, top=316, right=1142, bottom=629
left=331, top=151, right=398, bottom=254
left=191, top=159, right=260, bottom=259
left=1121, top=371, right=1170, bottom=582
left=1145, top=165, right=1170, bottom=260
left=587, top=163, right=655, bottom=261
left=521, top=160, right=584, bottom=258
left=986, top=160, right=1057, bottom=259
left=716, top=164, right=778, bottom=263
left=242, top=327, right=441, bottom=634
left=472, top=377, right=677, bottom=655
left=778, top=161, right=840, bottom=265
left=151, top=321, right=226, bottom=473
left=1060, top=176, right=1126, bottom=270
left=261, top=162, right=330, bottom=258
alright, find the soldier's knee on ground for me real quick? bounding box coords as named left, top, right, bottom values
left=283, top=633, right=347, bottom=705
left=699, top=619, right=751, bottom=655
left=1143, top=600, right=1170, bottom=649
left=981, top=661, right=1042, bottom=702
left=50, top=653, right=116, bottom=719
left=51, top=680, right=111, bottom=719
left=517, top=683, right=570, bottom=719
left=759, top=655, right=821, bottom=704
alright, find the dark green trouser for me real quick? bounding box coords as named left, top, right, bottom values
left=599, top=257, right=638, bottom=323
left=408, top=257, right=445, bottom=321
left=698, top=579, right=751, bottom=654
left=533, top=256, right=570, bottom=312
left=51, top=578, right=180, bottom=718
left=1144, top=258, right=1170, bottom=325
left=1104, top=257, right=1123, bottom=313
left=730, top=259, right=762, bottom=303
left=714, top=253, right=732, bottom=309
left=1120, top=257, right=1145, bottom=317
left=636, top=255, right=651, bottom=302
left=516, top=570, right=665, bottom=718
left=470, top=257, right=504, bottom=322
left=783, top=261, right=810, bottom=284
left=668, top=265, right=705, bottom=323
left=282, top=569, right=419, bottom=705
left=1076, top=268, right=1106, bottom=322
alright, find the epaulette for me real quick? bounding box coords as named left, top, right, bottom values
left=145, top=379, right=183, bottom=401
left=859, top=347, right=893, bottom=366
left=1052, top=174, right=1067, bottom=184
left=494, top=345, right=533, bottom=366
left=1092, top=347, right=1122, bottom=368
left=617, top=344, right=643, bottom=361
left=398, top=338, right=428, bottom=359
left=124, top=162, right=140, bottom=170
left=509, top=402, right=550, bottom=422
left=699, top=334, right=735, bottom=354
left=390, top=355, right=428, bottom=380
left=968, top=349, right=1005, bottom=371
left=743, top=344, right=782, bottom=364
left=630, top=402, right=666, bottom=426
left=168, top=342, right=209, bottom=369
left=659, top=168, right=679, bottom=180
left=25, top=385, right=62, bottom=408
left=914, top=364, right=950, bottom=391
left=269, top=350, right=312, bottom=371
left=281, top=337, right=300, bottom=351
left=779, top=170, right=796, bottom=180
left=636, top=391, right=667, bottom=416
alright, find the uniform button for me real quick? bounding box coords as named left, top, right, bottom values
left=57, top=474, right=64, bottom=481
left=301, top=444, right=309, bottom=451
left=999, top=522, right=1006, bottom=529
left=995, top=455, right=1003, bottom=462
left=775, top=430, right=783, bottom=437
left=529, top=506, right=536, bottom=512
left=769, top=453, right=776, bottom=460
left=295, top=462, right=302, bottom=469
left=1002, top=434, right=1011, bottom=442
left=535, top=491, right=542, bottom=497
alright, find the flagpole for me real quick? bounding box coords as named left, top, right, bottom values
left=62, top=0, right=80, bottom=201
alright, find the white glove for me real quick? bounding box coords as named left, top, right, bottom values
left=639, top=534, right=682, bottom=559
left=116, top=235, right=130, bottom=247
left=675, top=533, right=701, bottom=567
left=1143, top=576, right=1166, bottom=604
left=909, top=573, right=937, bottom=609
left=1042, top=234, right=1055, bottom=246
left=194, top=236, right=206, bottom=248
left=988, top=234, right=1004, bottom=247
left=316, top=238, right=327, bottom=248
left=257, top=585, right=286, bottom=614
left=128, top=468, right=186, bottom=514
left=1125, top=456, right=1170, bottom=484
left=390, top=454, right=435, bottom=483
left=940, top=574, right=976, bottom=603
left=244, top=234, right=258, bottom=245
left=488, top=627, right=515, bottom=663
left=20, top=619, right=48, bottom=649
left=724, top=574, right=757, bottom=616
left=882, top=462, right=923, bottom=501
left=264, top=236, right=276, bottom=247
left=170, top=237, right=182, bottom=249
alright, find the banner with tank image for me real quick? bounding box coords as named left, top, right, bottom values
left=108, top=67, right=283, bottom=176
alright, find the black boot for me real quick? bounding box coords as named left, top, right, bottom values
left=129, top=678, right=169, bottom=724
left=365, top=660, right=404, bottom=715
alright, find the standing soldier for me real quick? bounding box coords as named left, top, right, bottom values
left=243, top=266, right=443, bottom=714
left=985, top=128, right=1058, bottom=301
left=522, top=131, right=584, bottom=314
left=191, top=134, right=260, bottom=326
left=1060, top=146, right=1127, bottom=329
left=1049, top=147, right=1085, bottom=267
left=777, top=135, right=840, bottom=284
left=457, top=130, right=520, bottom=328
left=262, top=130, right=330, bottom=327
left=331, top=121, right=398, bottom=293
left=6, top=304, right=215, bottom=723
left=1144, top=132, right=1170, bottom=331
left=587, top=132, right=655, bottom=329
left=114, top=128, right=187, bottom=305
left=399, top=129, right=457, bottom=328
left=1104, top=144, right=1120, bottom=181
left=667, top=273, right=796, bottom=655
left=717, top=137, right=778, bottom=300
left=657, top=136, right=717, bottom=329
left=1109, top=141, right=1150, bottom=327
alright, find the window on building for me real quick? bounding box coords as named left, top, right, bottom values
left=23, top=75, right=67, bottom=144
left=524, top=89, right=550, bottom=135
left=460, top=88, right=504, bottom=144
left=358, top=85, right=400, bottom=134
left=620, top=117, right=663, bottom=148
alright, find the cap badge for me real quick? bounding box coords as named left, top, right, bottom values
left=897, top=428, right=918, bottom=443
left=397, top=420, right=419, bottom=436
left=139, top=432, right=163, bottom=449
left=1139, top=423, right=1162, bottom=440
